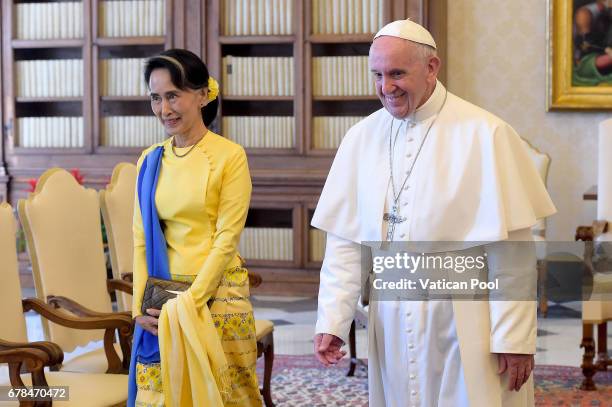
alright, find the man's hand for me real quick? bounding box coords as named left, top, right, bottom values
left=314, top=333, right=346, bottom=366
left=497, top=353, right=534, bottom=391
left=135, top=308, right=161, bottom=336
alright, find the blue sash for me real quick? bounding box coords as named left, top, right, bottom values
left=128, top=146, right=170, bottom=406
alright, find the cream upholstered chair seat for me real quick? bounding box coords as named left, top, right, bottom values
left=0, top=372, right=128, bottom=407
left=61, top=342, right=124, bottom=373
left=255, top=319, right=274, bottom=339
left=18, top=168, right=132, bottom=374
left=0, top=202, right=128, bottom=406
left=100, top=162, right=137, bottom=312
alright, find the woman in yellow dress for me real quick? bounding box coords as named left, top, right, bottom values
left=127, top=49, right=262, bottom=407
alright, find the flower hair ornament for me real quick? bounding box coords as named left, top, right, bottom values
left=207, top=77, right=219, bottom=101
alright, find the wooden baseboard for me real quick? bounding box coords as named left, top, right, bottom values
left=16, top=257, right=322, bottom=295
left=249, top=267, right=320, bottom=296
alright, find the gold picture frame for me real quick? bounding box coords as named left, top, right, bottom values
left=548, top=0, right=612, bottom=110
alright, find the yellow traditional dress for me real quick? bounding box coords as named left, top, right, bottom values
left=132, top=132, right=262, bottom=406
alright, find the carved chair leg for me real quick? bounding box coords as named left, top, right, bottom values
left=118, top=322, right=134, bottom=371
left=261, top=333, right=275, bottom=407
left=596, top=323, right=608, bottom=370
left=347, top=320, right=357, bottom=377
left=537, top=259, right=548, bottom=317
left=580, top=323, right=597, bottom=390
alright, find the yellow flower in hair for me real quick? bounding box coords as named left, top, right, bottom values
left=207, top=76, right=219, bottom=101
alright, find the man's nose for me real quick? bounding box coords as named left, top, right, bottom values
left=381, top=77, right=394, bottom=95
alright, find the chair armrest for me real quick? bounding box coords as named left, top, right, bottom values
left=24, top=297, right=132, bottom=329
left=248, top=272, right=263, bottom=288
left=121, top=272, right=133, bottom=282
left=576, top=221, right=609, bottom=241
left=0, top=338, right=63, bottom=367
left=0, top=347, right=50, bottom=387
left=47, top=295, right=131, bottom=319
left=23, top=297, right=133, bottom=374
left=107, top=278, right=133, bottom=295
left=576, top=221, right=610, bottom=280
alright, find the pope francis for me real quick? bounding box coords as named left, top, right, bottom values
left=312, top=19, right=556, bottom=406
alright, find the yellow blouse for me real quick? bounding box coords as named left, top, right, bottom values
left=132, top=131, right=252, bottom=317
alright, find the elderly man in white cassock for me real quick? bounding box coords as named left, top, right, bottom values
left=312, top=19, right=556, bottom=407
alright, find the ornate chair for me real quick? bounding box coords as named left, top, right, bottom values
left=245, top=274, right=275, bottom=407
left=18, top=168, right=132, bottom=374
left=347, top=278, right=369, bottom=377
left=99, top=163, right=137, bottom=312
left=519, top=138, right=552, bottom=316
left=0, top=202, right=129, bottom=406
left=575, top=118, right=612, bottom=390
left=576, top=221, right=612, bottom=390
left=100, top=162, right=276, bottom=406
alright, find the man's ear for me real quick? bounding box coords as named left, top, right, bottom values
left=427, top=55, right=441, bottom=80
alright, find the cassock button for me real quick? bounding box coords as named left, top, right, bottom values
left=402, top=202, right=408, bottom=207
left=411, top=390, right=417, bottom=396
left=407, top=328, right=413, bottom=334
left=410, top=359, right=416, bottom=364
left=403, top=185, right=410, bottom=191
left=406, top=311, right=412, bottom=316
left=400, top=233, right=406, bottom=238
left=406, top=153, right=413, bottom=158
left=407, top=137, right=414, bottom=142
left=410, top=374, right=416, bottom=379
left=408, top=344, right=414, bottom=349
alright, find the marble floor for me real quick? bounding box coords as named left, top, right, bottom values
left=251, top=296, right=597, bottom=367
left=13, top=293, right=605, bottom=369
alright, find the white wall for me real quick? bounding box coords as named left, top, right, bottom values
left=446, top=0, right=610, bottom=241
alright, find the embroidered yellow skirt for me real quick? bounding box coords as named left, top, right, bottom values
left=136, top=266, right=262, bottom=407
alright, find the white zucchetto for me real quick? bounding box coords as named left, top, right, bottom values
left=374, top=18, right=437, bottom=49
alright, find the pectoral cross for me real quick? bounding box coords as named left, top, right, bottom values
left=383, top=205, right=406, bottom=241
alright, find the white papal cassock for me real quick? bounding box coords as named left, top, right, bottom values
left=313, top=81, right=556, bottom=406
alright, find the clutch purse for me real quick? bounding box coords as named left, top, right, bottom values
left=141, top=277, right=191, bottom=315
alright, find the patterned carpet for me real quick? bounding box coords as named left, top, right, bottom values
left=256, top=355, right=611, bottom=406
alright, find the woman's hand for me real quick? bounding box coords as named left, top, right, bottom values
left=135, top=308, right=161, bottom=335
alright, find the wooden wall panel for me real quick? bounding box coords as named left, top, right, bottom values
left=394, top=0, right=447, bottom=83
left=184, top=0, right=204, bottom=56
left=427, top=0, right=447, bottom=84
left=173, top=0, right=186, bottom=48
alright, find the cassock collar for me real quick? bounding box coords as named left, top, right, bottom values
left=405, top=80, right=446, bottom=124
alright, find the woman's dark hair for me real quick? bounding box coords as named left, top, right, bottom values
left=144, top=49, right=219, bottom=127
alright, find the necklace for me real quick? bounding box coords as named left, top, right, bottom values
left=171, top=134, right=205, bottom=158
left=384, top=88, right=448, bottom=241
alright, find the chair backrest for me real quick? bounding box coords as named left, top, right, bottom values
left=18, top=168, right=111, bottom=351
left=582, top=119, right=612, bottom=323
left=521, top=138, right=551, bottom=236
left=100, top=163, right=137, bottom=312
left=598, top=118, right=612, bottom=222
left=0, top=203, right=29, bottom=343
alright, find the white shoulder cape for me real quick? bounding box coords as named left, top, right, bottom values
left=312, top=91, right=556, bottom=244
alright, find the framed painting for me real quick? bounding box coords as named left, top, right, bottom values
left=548, top=0, right=612, bottom=110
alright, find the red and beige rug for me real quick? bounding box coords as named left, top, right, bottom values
left=257, top=355, right=611, bottom=406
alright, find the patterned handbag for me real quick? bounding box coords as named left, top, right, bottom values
left=141, top=277, right=191, bottom=315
